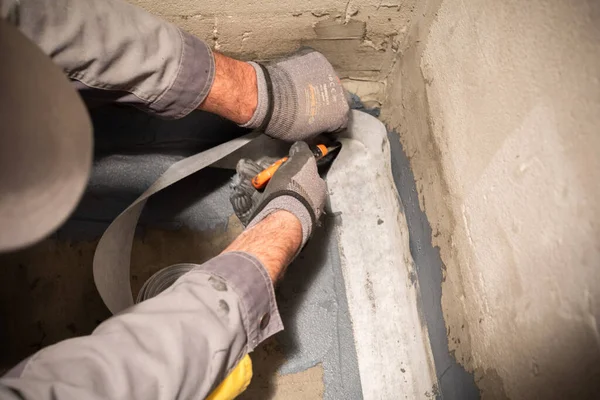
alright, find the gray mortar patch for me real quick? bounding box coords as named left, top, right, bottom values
left=387, top=130, right=480, bottom=400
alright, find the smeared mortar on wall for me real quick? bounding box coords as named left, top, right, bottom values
left=127, top=0, right=415, bottom=107
left=388, top=131, right=478, bottom=399
left=383, top=0, right=600, bottom=397
left=380, top=0, right=480, bottom=396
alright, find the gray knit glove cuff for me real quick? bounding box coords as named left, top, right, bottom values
left=230, top=142, right=327, bottom=246
left=240, top=49, right=349, bottom=141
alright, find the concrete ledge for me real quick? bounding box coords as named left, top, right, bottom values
left=327, top=110, right=437, bottom=398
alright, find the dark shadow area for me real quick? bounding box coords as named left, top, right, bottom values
left=0, top=237, right=112, bottom=372
left=513, top=325, right=600, bottom=399
left=90, top=104, right=249, bottom=156
left=142, top=168, right=235, bottom=229
left=59, top=106, right=248, bottom=241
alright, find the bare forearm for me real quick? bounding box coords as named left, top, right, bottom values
left=198, top=53, right=258, bottom=124
left=223, top=210, right=302, bottom=282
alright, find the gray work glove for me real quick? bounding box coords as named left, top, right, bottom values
left=230, top=142, right=327, bottom=246
left=241, top=49, right=350, bottom=141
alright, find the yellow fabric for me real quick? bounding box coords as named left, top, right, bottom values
left=206, top=355, right=253, bottom=400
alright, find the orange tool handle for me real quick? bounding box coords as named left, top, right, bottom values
left=251, top=157, right=289, bottom=190
left=315, top=144, right=329, bottom=158
left=251, top=144, right=333, bottom=190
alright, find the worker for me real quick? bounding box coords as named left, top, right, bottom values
left=0, top=0, right=350, bottom=398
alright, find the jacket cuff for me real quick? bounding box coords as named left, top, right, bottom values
left=191, top=252, right=283, bottom=351
left=151, top=29, right=215, bottom=119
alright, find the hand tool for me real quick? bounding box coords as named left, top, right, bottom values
left=252, top=142, right=342, bottom=190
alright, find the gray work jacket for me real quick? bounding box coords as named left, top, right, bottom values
left=0, top=0, right=283, bottom=398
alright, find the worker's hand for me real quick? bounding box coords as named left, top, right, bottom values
left=243, top=49, right=350, bottom=141
left=230, top=141, right=327, bottom=246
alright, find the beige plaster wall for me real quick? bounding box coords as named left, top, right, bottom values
left=383, top=0, right=600, bottom=398
left=129, top=0, right=416, bottom=107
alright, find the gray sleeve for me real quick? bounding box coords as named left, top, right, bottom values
left=0, top=252, right=283, bottom=400
left=0, top=0, right=215, bottom=119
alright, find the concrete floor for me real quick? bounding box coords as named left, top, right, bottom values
left=240, top=339, right=325, bottom=399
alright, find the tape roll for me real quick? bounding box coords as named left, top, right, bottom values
left=136, top=264, right=194, bottom=303
left=93, top=132, right=259, bottom=314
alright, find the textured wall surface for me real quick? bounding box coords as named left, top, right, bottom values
left=383, top=0, right=600, bottom=398
left=129, top=0, right=415, bottom=107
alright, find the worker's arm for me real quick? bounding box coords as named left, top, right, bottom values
left=0, top=0, right=211, bottom=119
left=1, top=0, right=348, bottom=138
left=0, top=142, right=325, bottom=400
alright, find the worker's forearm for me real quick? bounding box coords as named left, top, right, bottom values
left=1, top=0, right=214, bottom=119
left=224, top=210, right=302, bottom=282
left=198, top=53, right=258, bottom=125
left=0, top=212, right=300, bottom=400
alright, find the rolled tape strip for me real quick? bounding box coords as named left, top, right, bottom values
left=93, top=132, right=259, bottom=314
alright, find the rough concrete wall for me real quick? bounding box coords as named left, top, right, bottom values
left=383, top=0, right=600, bottom=398
left=128, top=0, right=415, bottom=108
